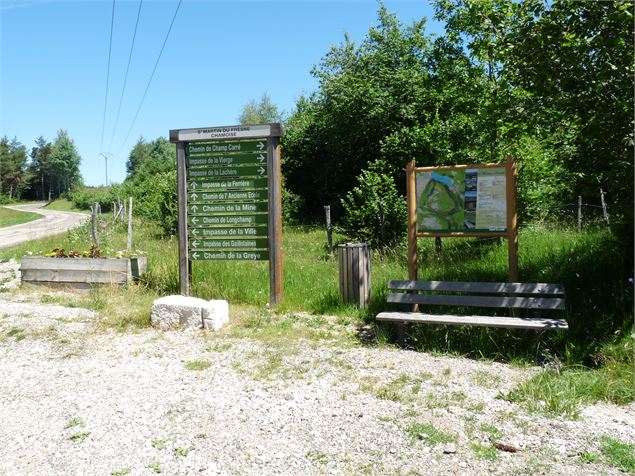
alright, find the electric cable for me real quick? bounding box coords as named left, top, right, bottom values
left=116, top=0, right=182, bottom=157
left=100, top=0, right=116, bottom=152
left=108, top=0, right=143, bottom=153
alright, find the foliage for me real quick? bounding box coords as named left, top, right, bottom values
left=69, top=186, right=114, bottom=212
left=48, top=129, right=83, bottom=196
left=339, top=161, right=406, bottom=249
left=238, top=92, right=284, bottom=125
left=0, top=136, right=30, bottom=200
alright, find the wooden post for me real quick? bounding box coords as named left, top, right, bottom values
left=127, top=196, right=133, bottom=252
left=600, top=188, right=611, bottom=232
left=435, top=237, right=442, bottom=252
left=338, top=243, right=371, bottom=308
left=577, top=195, right=582, bottom=232
left=407, top=160, right=417, bottom=282
left=324, top=205, right=333, bottom=256
left=268, top=134, right=284, bottom=305
left=506, top=156, right=519, bottom=282
left=91, top=202, right=99, bottom=248
left=176, top=141, right=190, bottom=296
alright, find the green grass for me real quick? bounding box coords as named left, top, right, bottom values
left=600, top=436, right=635, bottom=472
left=184, top=360, right=212, bottom=371
left=44, top=198, right=90, bottom=213
left=407, top=422, right=456, bottom=445
left=0, top=215, right=631, bottom=374
left=505, top=332, right=634, bottom=417
left=0, top=206, right=42, bottom=227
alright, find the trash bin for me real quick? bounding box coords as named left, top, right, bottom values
left=338, top=243, right=371, bottom=308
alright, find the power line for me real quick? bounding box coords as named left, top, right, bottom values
left=107, top=0, right=143, bottom=152
left=99, top=0, right=116, bottom=152
left=116, top=0, right=182, bottom=157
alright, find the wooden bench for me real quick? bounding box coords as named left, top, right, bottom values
left=376, top=280, right=568, bottom=330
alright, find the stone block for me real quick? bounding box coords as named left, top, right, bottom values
left=151, top=295, right=228, bottom=330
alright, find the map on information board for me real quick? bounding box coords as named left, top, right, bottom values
left=416, top=167, right=507, bottom=233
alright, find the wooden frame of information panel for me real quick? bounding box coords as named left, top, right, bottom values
left=407, top=156, right=518, bottom=282
left=170, top=124, right=284, bottom=305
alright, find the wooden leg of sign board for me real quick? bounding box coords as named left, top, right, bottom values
left=404, top=160, right=417, bottom=344
left=176, top=141, right=190, bottom=296
left=268, top=136, right=284, bottom=305
left=506, top=155, right=519, bottom=283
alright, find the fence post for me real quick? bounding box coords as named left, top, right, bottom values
left=127, top=196, right=133, bottom=251
left=600, top=188, right=611, bottom=232
left=324, top=205, right=333, bottom=256
left=577, top=195, right=582, bottom=232
left=91, top=202, right=99, bottom=247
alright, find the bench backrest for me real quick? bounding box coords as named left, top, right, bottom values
left=386, top=280, right=565, bottom=310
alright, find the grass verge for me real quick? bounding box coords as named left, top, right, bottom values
left=0, top=206, right=43, bottom=227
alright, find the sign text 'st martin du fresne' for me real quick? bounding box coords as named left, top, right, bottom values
left=177, top=124, right=271, bottom=142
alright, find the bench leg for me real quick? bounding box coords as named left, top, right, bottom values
left=396, top=322, right=406, bottom=347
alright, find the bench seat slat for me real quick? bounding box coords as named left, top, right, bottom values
left=387, top=280, right=565, bottom=296
left=387, top=293, right=566, bottom=310
left=376, top=311, right=569, bottom=330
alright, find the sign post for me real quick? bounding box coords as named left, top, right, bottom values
left=170, top=123, right=284, bottom=304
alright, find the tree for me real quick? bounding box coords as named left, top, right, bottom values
left=28, top=136, right=53, bottom=201
left=0, top=136, right=29, bottom=199
left=49, top=129, right=82, bottom=197
left=238, top=92, right=283, bottom=125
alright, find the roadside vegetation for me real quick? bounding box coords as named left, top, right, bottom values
left=0, top=206, right=42, bottom=228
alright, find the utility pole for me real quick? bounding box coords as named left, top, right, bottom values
left=100, top=152, right=111, bottom=186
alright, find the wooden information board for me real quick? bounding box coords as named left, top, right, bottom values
left=407, top=156, right=518, bottom=282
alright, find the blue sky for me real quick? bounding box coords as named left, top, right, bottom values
left=1, top=0, right=443, bottom=186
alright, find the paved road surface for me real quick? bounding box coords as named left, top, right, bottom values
left=0, top=203, right=88, bottom=248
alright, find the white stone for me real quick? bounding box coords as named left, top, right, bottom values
left=202, top=300, right=229, bottom=331
left=150, top=295, right=228, bottom=330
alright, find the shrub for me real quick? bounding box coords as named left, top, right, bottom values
left=69, top=187, right=114, bottom=212
left=340, top=160, right=407, bottom=249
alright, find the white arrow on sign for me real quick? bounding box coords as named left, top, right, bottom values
left=192, top=216, right=199, bottom=225
left=258, top=166, right=265, bottom=175
left=257, top=141, right=264, bottom=150
left=190, top=192, right=198, bottom=201
left=190, top=181, right=197, bottom=189
left=257, top=154, right=265, bottom=163
left=192, top=228, right=199, bottom=236
left=192, top=252, right=200, bottom=260
left=191, top=204, right=199, bottom=213
left=192, top=240, right=200, bottom=248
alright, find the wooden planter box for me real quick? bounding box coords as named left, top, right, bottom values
left=20, top=256, right=147, bottom=289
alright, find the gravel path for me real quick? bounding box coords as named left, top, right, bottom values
left=0, top=261, right=633, bottom=475
left=0, top=203, right=87, bottom=248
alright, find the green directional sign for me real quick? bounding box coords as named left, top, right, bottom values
left=187, top=152, right=267, bottom=167
left=189, top=238, right=269, bottom=250
left=186, top=140, right=267, bottom=156
left=188, top=214, right=269, bottom=227
left=188, top=178, right=268, bottom=190
left=190, top=250, right=269, bottom=261
left=187, top=164, right=267, bottom=179
left=189, top=202, right=268, bottom=215
left=188, top=226, right=267, bottom=238
left=189, top=190, right=268, bottom=203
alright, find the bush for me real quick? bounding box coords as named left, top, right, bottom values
left=121, top=171, right=178, bottom=235
left=340, top=161, right=407, bottom=249
left=69, top=187, right=114, bottom=212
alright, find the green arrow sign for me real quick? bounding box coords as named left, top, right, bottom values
left=188, top=214, right=269, bottom=227
left=188, top=190, right=268, bottom=203
left=187, top=164, right=267, bottom=179
left=187, top=152, right=267, bottom=167
left=189, top=238, right=269, bottom=250
left=189, top=202, right=268, bottom=215
left=189, top=226, right=267, bottom=238
left=186, top=140, right=266, bottom=156
left=189, top=250, right=269, bottom=261
left=188, top=178, right=268, bottom=190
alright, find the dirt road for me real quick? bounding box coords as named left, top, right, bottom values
left=0, top=203, right=87, bottom=248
